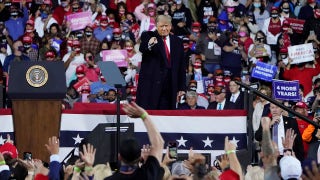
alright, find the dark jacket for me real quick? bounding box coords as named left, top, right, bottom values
left=255, top=116, right=304, bottom=162
left=177, top=103, right=205, bottom=110
left=136, top=31, right=186, bottom=110
left=207, top=100, right=233, bottom=110
left=226, top=91, right=245, bottom=110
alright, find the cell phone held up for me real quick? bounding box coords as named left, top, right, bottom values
left=168, top=141, right=178, bottom=159
left=315, top=107, right=320, bottom=118
left=23, top=152, right=32, bottom=160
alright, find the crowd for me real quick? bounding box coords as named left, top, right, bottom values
left=0, top=102, right=319, bottom=179
left=0, top=0, right=318, bottom=110
left=1, top=0, right=320, bottom=179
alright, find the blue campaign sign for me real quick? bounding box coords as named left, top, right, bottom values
left=202, top=77, right=214, bottom=94
left=251, top=61, right=277, bottom=82
left=272, top=80, right=300, bottom=101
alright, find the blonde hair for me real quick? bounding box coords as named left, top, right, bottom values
left=244, top=166, right=264, bottom=180
left=161, top=164, right=171, bottom=180
left=93, top=163, right=112, bottom=180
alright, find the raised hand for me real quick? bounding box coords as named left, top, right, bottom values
left=79, top=143, right=96, bottom=167
left=45, top=136, right=59, bottom=155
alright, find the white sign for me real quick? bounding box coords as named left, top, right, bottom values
left=287, top=43, right=314, bottom=64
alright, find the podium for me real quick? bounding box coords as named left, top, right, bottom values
left=8, top=61, right=66, bottom=161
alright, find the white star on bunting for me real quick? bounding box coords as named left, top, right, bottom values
left=176, top=136, right=187, bottom=147
left=202, top=136, right=214, bottom=148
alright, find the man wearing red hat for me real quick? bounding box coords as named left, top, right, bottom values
left=62, top=40, right=86, bottom=86
left=22, top=35, right=38, bottom=61
left=294, top=101, right=311, bottom=157
left=93, top=15, right=114, bottom=42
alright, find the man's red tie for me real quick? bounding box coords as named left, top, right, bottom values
left=163, top=37, right=170, bottom=65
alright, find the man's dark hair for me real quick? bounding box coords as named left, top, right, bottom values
left=119, top=137, right=141, bottom=164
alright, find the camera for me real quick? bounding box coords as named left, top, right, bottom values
left=168, top=141, right=178, bottom=159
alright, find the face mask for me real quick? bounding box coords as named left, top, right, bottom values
left=193, top=62, right=201, bottom=69
left=148, top=11, right=155, bottom=17
left=72, top=7, right=79, bottom=12
left=281, top=54, right=287, bottom=59
left=227, top=7, right=235, bottom=13
left=183, top=44, right=189, bottom=49
left=253, top=2, right=261, bottom=8
left=18, top=46, right=24, bottom=52
left=282, top=8, right=290, bottom=13
left=26, top=29, right=33, bottom=33
left=61, top=1, right=68, bottom=7
left=1, top=38, right=6, bottom=44
left=114, top=35, right=121, bottom=41
left=86, top=56, right=93, bottom=61
left=76, top=33, right=83, bottom=39
left=23, top=44, right=31, bottom=49
left=207, top=26, right=216, bottom=32
left=189, top=86, right=197, bottom=91
left=238, top=31, right=247, bottom=37
left=126, top=46, right=133, bottom=52
left=11, top=11, right=18, bottom=17
left=85, top=31, right=92, bottom=37
left=5, top=2, right=11, bottom=7
left=73, top=47, right=81, bottom=54
left=100, top=76, right=106, bottom=82
left=282, top=26, right=289, bottom=31
left=271, top=13, right=278, bottom=18
left=100, top=22, right=108, bottom=27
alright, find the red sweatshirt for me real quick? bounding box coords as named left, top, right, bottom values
left=283, top=64, right=320, bottom=95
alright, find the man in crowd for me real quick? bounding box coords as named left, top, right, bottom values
left=207, top=86, right=232, bottom=110
left=105, top=102, right=164, bottom=179
left=227, top=78, right=244, bottom=109
left=177, top=91, right=206, bottom=110
left=255, top=102, right=304, bottom=162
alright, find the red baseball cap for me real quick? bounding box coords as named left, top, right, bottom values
left=192, top=22, right=201, bottom=27
left=72, top=40, right=80, bottom=47
left=45, top=51, right=55, bottom=58
left=294, top=102, right=308, bottom=109
left=26, top=19, right=34, bottom=26
left=113, top=27, right=121, bottom=34
left=22, top=35, right=32, bottom=43
left=0, top=143, right=18, bottom=159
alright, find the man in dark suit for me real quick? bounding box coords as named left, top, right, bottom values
left=207, top=86, right=233, bottom=110
left=255, top=103, right=304, bottom=162
left=227, top=78, right=244, bottom=109
left=137, top=15, right=186, bottom=110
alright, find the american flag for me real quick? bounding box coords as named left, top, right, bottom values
left=0, top=109, right=247, bottom=165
